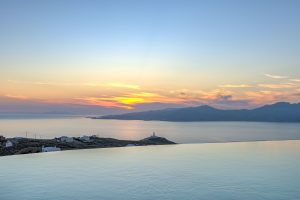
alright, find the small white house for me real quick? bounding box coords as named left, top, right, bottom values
left=42, top=146, right=61, bottom=152
left=59, top=136, right=74, bottom=143
left=126, top=144, right=136, bottom=147
left=5, top=140, right=13, bottom=148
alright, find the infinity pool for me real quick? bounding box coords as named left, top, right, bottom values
left=0, top=140, right=299, bottom=200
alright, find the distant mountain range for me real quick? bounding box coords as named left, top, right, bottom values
left=97, top=102, right=300, bottom=122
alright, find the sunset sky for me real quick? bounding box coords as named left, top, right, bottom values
left=0, top=0, right=300, bottom=113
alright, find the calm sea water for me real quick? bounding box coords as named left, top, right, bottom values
left=0, top=115, right=300, bottom=143
left=0, top=140, right=299, bottom=200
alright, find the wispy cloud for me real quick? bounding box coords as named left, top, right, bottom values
left=264, top=74, right=288, bottom=79
left=258, top=83, right=295, bottom=89
left=75, top=92, right=160, bottom=109
left=290, top=79, right=300, bottom=82
left=7, top=80, right=75, bottom=87
left=75, top=97, right=130, bottom=109
left=74, top=91, right=190, bottom=110
left=219, top=84, right=251, bottom=88
left=7, top=80, right=21, bottom=83
left=3, top=78, right=299, bottom=111
left=6, top=80, right=141, bottom=90
left=4, top=94, right=29, bottom=100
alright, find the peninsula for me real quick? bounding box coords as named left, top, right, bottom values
left=0, top=134, right=175, bottom=157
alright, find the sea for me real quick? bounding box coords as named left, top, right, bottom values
left=0, top=141, right=299, bottom=200
left=0, top=114, right=300, bottom=200
left=0, top=114, right=299, bottom=143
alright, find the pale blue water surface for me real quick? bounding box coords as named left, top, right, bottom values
left=0, top=116, right=300, bottom=143
left=0, top=140, right=300, bottom=200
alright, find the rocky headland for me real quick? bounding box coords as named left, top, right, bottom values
left=0, top=135, right=175, bottom=157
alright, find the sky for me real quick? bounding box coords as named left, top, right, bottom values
left=0, top=0, right=300, bottom=113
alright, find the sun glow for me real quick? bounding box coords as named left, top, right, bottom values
left=1, top=74, right=300, bottom=111
left=113, top=97, right=145, bottom=105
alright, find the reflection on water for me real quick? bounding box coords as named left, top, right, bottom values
left=0, top=140, right=299, bottom=200
left=0, top=116, right=300, bottom=143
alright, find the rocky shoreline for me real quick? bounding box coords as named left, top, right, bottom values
left=0, top=135, right=175, bottom=157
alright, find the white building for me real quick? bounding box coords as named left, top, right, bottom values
left=143, top=132, right=160, bottom=141
left=42, top=146, right=61, bottom=152
left=126, top=144, right=136, bottom=147
left=5, top=140, right=13, bottom=148
left=152, top=132, right=158, bottom=138
left=148, top=132, right=159, bottom=139
left=59, top=136, right=74, bottom=143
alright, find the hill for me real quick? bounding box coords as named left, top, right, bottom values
left=96, top=102, right=300, bottom=122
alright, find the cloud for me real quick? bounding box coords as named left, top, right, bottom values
left=75, top=92, right=162, bottom=109
left=0, top=95, right=125, bottom=115
left=208, top=94, right=252, bottom=109
left=167, top=89, right=253, bottom=109
left=7, top=79, right=78, bottom=87
left=219, top=84, right=251, bottom=88
left=264, top=74, right=288, bottom=79
left=2, top=79, right=299, bottom=112
left=75, top=89, right=255, bottom=110
left=134, top=92, right=157, bottom=97
left=218, top=95, right=232, bottom=101
left=290, top=79, right=300, bottom=82
left=258, top=83, right=295, bottom=89
left=75, top=97, right=130, bottom=109
left=4, top=94, right=29, bottom=100
left=33, top=82, right=54, bottom=85
left=244, top=88, right=300, bottom=106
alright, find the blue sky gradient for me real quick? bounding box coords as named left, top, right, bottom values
left=0, top=0, right=299, bottom=113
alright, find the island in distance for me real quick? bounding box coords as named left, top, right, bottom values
left=96, top=102, right=300, bottom=122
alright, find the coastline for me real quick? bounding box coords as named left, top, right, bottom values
left=1, top=135, right=300, bottom=158
left=0, top=135, right=175, bottom=157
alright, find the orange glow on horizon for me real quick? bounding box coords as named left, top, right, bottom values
left=1, top=77, right=299, bottom=110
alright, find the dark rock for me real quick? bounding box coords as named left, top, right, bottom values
left=16, top=147, right=41, bottom=154
left=0, top=136, right=176, bottom=157
left=0, top=135, right=5, bottom=142
left=141, top=137, right=176, bottom=145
